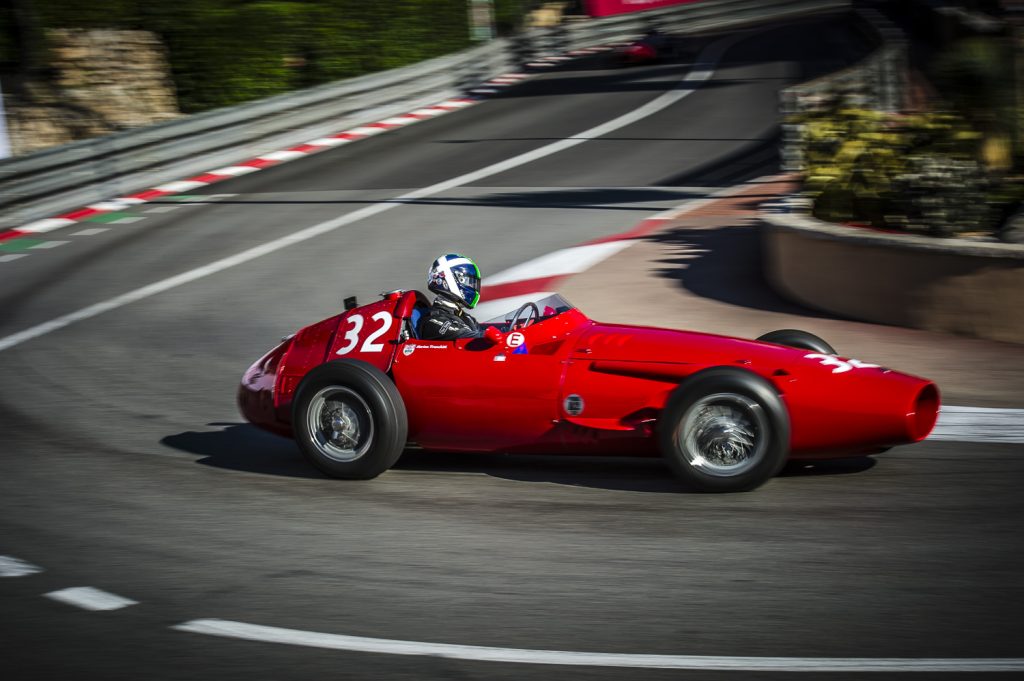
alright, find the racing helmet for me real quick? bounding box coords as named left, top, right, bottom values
left=428, top=253, right=481, bottom=308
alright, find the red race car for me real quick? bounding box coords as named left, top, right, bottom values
left=619, top=29, right=680, bottom=65
left=239, top=290, right=939, bottom=492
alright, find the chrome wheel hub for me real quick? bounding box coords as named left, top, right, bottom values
left=680, top=393, right=767, bottom=476
left=307, top=386, right=374, bottom=462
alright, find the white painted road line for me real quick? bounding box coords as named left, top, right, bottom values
left=45, top=587, right=137, bottom=611
left=172, top=619, right=1024, bottom=672
left=145, top=205, right=181, bottom=214
left=0, top=555, right=43, bottom=577
left=29, top=240, right=68, bottom=250
left=0, top=254, right=29, bottom=263
left=930, top=407, right=1024, bottom=444
left=111, top=217, right=146, bottom=225
left=0, top=35, right=739, bottom=355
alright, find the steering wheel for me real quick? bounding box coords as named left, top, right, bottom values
left=508, top=302, right=540, bottom=330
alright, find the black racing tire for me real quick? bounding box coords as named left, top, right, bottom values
left=292, top=360, right=408, bottom=480
left=658, top=367, right=790, bottom=493
left=756, top=329, right=836, bottom=355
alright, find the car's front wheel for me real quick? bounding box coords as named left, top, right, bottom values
left=292, top=360, right=407, bottom=479
left=658, top=368, right=790, bottom=492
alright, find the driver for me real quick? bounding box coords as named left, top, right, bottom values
left=418, top=253, right=484, bottom=340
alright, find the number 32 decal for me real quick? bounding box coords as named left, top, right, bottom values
left=336, top=312, right=393, bottom=355
left=804, top=353, right=879, bottom=374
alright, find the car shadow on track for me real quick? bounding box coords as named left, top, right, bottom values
left=162, top=424, right=876, bottom=490
left=397, top=450, right=876, bottom=493
left=161, top=423, right=325, bottom=479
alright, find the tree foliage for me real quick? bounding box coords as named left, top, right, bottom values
left=5, top=0, right=499, bottom=112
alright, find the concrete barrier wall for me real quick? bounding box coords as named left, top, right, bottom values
left=761, top=203, right=1024, bottom=345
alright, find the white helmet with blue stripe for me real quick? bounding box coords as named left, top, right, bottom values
left=428, top=253, right=481, bottom=308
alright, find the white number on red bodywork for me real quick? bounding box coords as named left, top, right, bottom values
left=804, top=353, right=879, bottom=374
left=335, top=312, right=393, bottom=355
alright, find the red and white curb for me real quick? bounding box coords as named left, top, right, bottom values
left=475, top=178, right=782, bottom=320
left=0, top=37, right=633, bottom=254
left=0, top=97, right=484, bottom=246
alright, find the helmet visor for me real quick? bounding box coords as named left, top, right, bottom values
left=453, top=269, right=481, bottom=308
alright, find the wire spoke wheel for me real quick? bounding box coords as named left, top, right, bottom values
left=680, top=393, right=768, bottom=477
left=307, top=386, right=374, bottom=463
left=658, top=368, right=790, bottom=492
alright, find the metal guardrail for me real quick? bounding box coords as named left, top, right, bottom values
left=0, top=0, right=850, bottom=228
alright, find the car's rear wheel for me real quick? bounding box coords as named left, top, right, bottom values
left=756, top=329, right=836, bottom=355
left=292, top=360, right=407, bottom=479
left=659, top=368, right=789, bottom=492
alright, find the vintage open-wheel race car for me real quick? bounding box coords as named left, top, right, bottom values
left=239, top=290, right=939, bottom=492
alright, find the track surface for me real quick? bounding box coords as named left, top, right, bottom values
left=2, top=16, right=1022, bottom=680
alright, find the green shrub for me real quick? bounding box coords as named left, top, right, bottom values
left=797, top=107, right=1019, bottom=236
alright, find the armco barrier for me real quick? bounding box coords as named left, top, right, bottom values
left=0, top=0, right=848, bottom=229
left=762, top=199, right=1024, bottom=345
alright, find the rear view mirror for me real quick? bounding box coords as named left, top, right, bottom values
left=484, top=325, right=505, bottom=344
left=343, top=296, right=358, bottom=311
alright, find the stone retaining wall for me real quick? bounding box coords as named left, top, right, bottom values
left=761, top=202, right=1024, bottom=345
left=6, top=29, right=179, bottom=156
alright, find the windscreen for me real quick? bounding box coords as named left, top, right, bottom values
left=483, top=294, right=575, bottom=325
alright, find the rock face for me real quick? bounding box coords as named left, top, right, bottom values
left=6, top=29, right=180, bottom=156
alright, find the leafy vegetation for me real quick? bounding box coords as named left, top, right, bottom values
left=2, top=0, right=530, bottom=112
left=799, top=107, right=1023, bottom=238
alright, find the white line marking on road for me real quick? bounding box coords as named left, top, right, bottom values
left=0, top=36, right=739, bottom=354
left=70, top=227, right=111, bottom=236
left=930, top=406, right=1024, bottom=444
left=172, top=619, right=1024, bottom=672
left=0, top=254, right=29, bottom=263
left=155, top=180, right=208, bottom=193
left=111, top=217, right=145, bottom=225
left=410, top=108, right=446, bottom=117
left=0, top=555, right=43, bottom=577
left=486, top=242, right=633, bottom=286
left=45, top=587, right=137, bottom=611
left=29, top=240, right=69, bottom=250
left=19, top=218, right=77, bottom=234
left=145, top=206, right=181, bottom=214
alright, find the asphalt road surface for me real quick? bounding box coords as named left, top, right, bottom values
left=2, top=15, right=1021, bottom=680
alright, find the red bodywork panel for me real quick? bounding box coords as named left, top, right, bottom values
left=239, top=292, right=940, bottom=459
